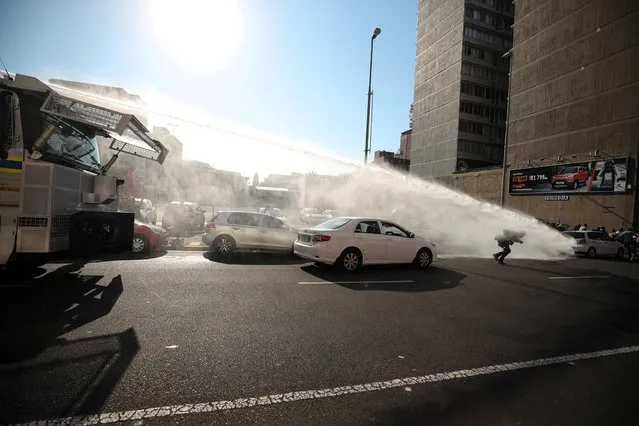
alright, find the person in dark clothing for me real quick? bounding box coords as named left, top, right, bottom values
left=493, top=230, right=525, bottom=264
left=617, top=228, right=637, bottom=261
left=599, top=160, right=616, bottom=188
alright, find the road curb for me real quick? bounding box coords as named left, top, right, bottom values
left=168, top=244, right=208, bottom=251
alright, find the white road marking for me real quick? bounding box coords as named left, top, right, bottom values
left=548, top=275, right=612, bottom=280
left=298, top=280, right=415, bottom=285
left=13, top=344, right=639, bottom=426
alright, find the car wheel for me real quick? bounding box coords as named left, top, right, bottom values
left=132, top=234, right=149, bottom=254
left=616, top=247, right=625, bottom=259
left=339, top=248, right=361, bottom=272
left=587, top=247, right=596, bottom=258
left=213, top=235, right=235, bottom=257
left=413, top=248, right=432, bottom=269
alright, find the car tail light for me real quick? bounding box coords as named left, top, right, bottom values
left=313, top=234, right=331, bottom=242
left=576, top=239, right=586, bottom=245
left=206, top=223, right=216, bottom=231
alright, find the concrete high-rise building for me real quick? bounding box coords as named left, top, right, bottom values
left=410, top=0, right=514, bottom=177
left=399, top=129, right=412, bottom=160
left=151, top=126, right=184, bottom=163
left=437, top=0, right=639, bottom=229
left=503, top=0, right=639, bottom=227
left=373, top=150, right=411, bottom=172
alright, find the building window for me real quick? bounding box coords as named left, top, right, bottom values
left=463, top=45, right=496, bottom=65
left=460, top=101, right=505, bottom=123
left=465, top=7, right=496, bottom=26
left=462, top=63, right=498, bottom=81
left=464, top=26, right=512, bottom=49
left=461, top=81, right=506, bottom=105
left=459, top=120, right=484, bottom=135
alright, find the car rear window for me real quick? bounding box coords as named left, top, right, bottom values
left=227, top=212, right=261, bottom=226
left=564, top=231, right=585, bottom=239
left=315, top=217, right=351, bottom=229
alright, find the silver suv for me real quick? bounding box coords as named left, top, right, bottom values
left=203, top=211, right=297, bottom=256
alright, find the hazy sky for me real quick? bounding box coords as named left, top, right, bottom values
left=0, top=0, right=418, bottom=176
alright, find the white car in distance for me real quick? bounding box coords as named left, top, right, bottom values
left=294, top=217, right=437, bottom=271
left=563, top=230, right=625, bottom=259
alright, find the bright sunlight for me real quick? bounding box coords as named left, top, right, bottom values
left=144, top=0, right=244, bottom=71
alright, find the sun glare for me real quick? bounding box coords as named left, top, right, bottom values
left=145, top=0, right=244, bottom=71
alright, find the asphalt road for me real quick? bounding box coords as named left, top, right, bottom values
left=1, top=252, right=639, bottom=425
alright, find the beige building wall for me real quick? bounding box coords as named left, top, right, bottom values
left=501, top=0, right=639, bottom=228
left=437, top=167, right=502, bottom=204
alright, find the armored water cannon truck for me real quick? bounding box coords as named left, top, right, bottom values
left=0, top=73, right=168, bottom=267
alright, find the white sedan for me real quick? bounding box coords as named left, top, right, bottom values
left=294, top=217, right=437, bottom=271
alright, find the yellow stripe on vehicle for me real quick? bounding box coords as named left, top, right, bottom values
left=0, top=156, right=23, bottom=174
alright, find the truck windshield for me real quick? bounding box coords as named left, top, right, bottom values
left=38, top=114, right=101, bottom=173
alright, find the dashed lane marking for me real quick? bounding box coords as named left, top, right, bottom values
left=548, top=275, right=612, bottom=280
left=298, top=280, right=415, bottom=285
left=10, top=344, right=639, bottom=425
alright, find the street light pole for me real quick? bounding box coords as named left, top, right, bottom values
left=364, top=27, right=381, bottom=164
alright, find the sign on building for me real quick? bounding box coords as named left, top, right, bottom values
left=509, top=157, right=629, bottom=195
left=544, top=195, right=569, bottom=201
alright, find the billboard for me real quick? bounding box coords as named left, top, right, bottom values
left=509, top=157, right=628, bottom=195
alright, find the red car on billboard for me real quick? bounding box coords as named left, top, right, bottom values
left=551, top=165, right=590, bottom=190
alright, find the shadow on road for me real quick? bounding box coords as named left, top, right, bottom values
left=446, top=261, right=639, bottom=309
left=0, top=264, right=139, bottom=423
left=0, top=328, right=140, bottom=423
left=203, top=251, right=308, bottom=265
left=0, top=261, right=124, bottom=362
left=300, top=264, right=465, bottom=292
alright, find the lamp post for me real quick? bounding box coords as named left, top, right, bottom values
left=364, top=27, right=381, bottom=164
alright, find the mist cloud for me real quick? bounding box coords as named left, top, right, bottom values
left=47, top=79, right=574, bottom=260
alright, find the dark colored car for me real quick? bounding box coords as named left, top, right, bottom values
left=134, top=198, right=157, bottom=224
left=162, top=202, right=206, bottom=236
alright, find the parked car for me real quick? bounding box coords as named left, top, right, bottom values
left=551, top=166, right=590, bottom=190
left=133, top=220, right=169, bottom=254
left=322, top=209, right=338, bottom=218
left=134, top=198, right=157, bottom=224
left=203, top=211, right=297, bottom=256
left=299, top=208, right=325, bottom=224
left=563, top=230, right=625, bottom=259
left=259, top=206, right=287, bottom=222
left=162, top=201, right=206, bottom=235
left=294, top=217, right=437, bottom=271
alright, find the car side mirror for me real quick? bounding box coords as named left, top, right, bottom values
left=409, top=232, right=415, bottom=238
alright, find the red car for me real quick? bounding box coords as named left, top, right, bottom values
left=551, top=166, right=590, bottom=190
left=133, top=220, right=169, bottom=254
